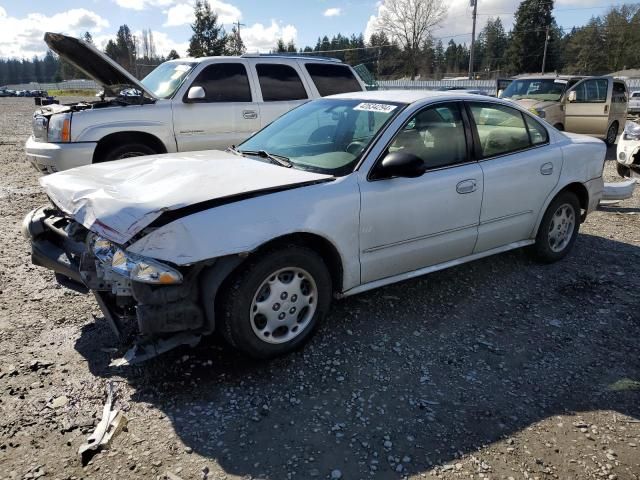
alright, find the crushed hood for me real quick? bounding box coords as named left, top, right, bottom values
left=40, top=151, right=332, bottom=245
left=44, top=32, right=156, bottom=99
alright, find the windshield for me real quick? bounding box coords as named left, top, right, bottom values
left=239, top=98, right=403, bottom=175
left=502, top=79, right=568, bottom=101
left=141, top=61, right=196, bottom=99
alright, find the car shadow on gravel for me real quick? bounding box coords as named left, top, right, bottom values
left=74, top=233, right=640, bottom=478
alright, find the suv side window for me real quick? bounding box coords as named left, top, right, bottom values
left=574, top=79, right=608, bottom=103
left=387, top=103, right=467, bottom=170
left=188, top=63, right=252, bottom=102
left=469, top=102, right=532, bottom=157
left=304, top=63, right=362, bottom=96
left=256, top=64, right=308, bottom=101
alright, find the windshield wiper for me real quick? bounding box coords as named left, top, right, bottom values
left=238, top=149, right=293, bottom=168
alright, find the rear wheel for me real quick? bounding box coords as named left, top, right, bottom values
left=605, top=122, right=618, bottom=146
left=531, top=192, right=580, bottom=263
left=217, top=246, right=332, bottom=359
left=99, top=143, right=156, bottom=162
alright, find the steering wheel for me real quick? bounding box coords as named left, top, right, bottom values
left=346, top=141, right=367, bottom=156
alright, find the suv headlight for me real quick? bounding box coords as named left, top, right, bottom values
left=623, top=121, right=640, bottom=140
left=90, top=235, right=183, bottom=285
left=47, top=113, right=71, bottom=142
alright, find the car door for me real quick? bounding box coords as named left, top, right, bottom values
left=172, top=61, right=260, bottom=151
left=564, top=78, right=610, bottom=136
left=466, top=101, right=562, bottom=253
left=358, top=102, right=483, bottom=283
left=251, top=61, right=311, bottom=128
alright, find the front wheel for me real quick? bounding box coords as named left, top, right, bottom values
left=217, top=246, right=332, bottom=359
left=531, top=192, right=580, bottom=263
left=100, top=143, right=156, bottom=162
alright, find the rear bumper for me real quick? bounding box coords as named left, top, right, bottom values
left=585, top=176, right=604, bottom=214
left=25, top=136, right=96, bottom=173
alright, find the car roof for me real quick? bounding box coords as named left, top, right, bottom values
left=167, top=55, right=343, bottom=64
left=327, top=89, right=500, bottom=106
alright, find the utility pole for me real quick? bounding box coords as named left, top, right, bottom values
left=468, top=0, right=478, bottom=80
left=541, top=25, right=550, bottom=74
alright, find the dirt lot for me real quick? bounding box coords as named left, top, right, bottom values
left=0, top=97, right=639, bottom=480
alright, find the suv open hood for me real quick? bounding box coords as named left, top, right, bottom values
left=40, top=150, right=332, bottom=245
left=44, top=32, right=157, bottom=99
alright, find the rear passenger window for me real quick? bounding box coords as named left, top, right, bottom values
left=612, top=82, right=627, bottom=103
left=256, top=64, right=308, bottom=101
left=469, top=103, right=531, bottom=157
left=304, top=64, right=362, bottom=96
left=524, top=115, right=548, bottom=145
left=188, top=63, right=252, bottom=102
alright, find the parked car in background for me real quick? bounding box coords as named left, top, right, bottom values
left=24, top=91, right=605, bottom=361
left=500, top=75, right=628, bottom=145
left=0, top=88, right=16, bottom=97
left=628, top=91, right=640, bottom=114
left=616, top=120, right=640, bottom=177
left=25, top=32, right=366, bottom=174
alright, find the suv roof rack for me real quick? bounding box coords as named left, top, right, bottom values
left=241, top=53, right=342, bottom=63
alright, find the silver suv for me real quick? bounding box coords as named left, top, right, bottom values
left=26, top=33, right=366, bottom=173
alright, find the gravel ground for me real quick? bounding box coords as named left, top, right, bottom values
left=0, top=97, right=639, bottom=480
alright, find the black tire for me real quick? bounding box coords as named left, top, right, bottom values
left=99, top=143, right=156, bottom=163
left=217, top=246, right=332, bottom=359
left=605, top=122, right=618, bottom=146
left=531, top=191, right=581, bottom=263
left=553, top=123, right=564, bottom=131
left=616, top=162, right=630, bottom=178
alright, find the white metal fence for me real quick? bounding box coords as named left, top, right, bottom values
left=377, top=78, right=640, bottom=94
left=5, top=80, right=100, bottom=91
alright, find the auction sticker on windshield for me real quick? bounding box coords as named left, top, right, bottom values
left=354, top=103, right=398, bottom=113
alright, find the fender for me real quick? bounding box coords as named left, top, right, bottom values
left=127, top=175, right=362, bottom=291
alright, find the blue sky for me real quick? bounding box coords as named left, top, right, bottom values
left=0, top=0, right=629, bottom=58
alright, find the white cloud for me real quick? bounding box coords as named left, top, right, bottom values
left=164, top=0, right=242, bottom=27
left=114, top=0, right=175, bottom=11
left=324, top=8, right=342, bottom=17
left=242, top=20, right=297, bottom=53
left=364, top=0, right=517, bottom=46
left=0, top=8, right=109, bottom=58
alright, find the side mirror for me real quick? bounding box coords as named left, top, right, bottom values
left=375, top=151, right=425, bottom=179
left=186, top=86, right=206, bottom=101
left=497, top=89, right=504, bottom=98
left=567, top=90, right=577, bottom=102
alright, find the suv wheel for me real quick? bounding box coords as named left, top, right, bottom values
left=605, top=122, right=618, bottom=146
left=100, top=143, right=156, bottom=162
left=217, top=246, right=332, bottom=358
left=531, top=191, right=580, bottom=263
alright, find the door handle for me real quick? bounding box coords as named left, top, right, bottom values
left=243, top=110, right=258, bottom=119
left=540, top=162, right=554, bottom=175
left=456, top=179, right=477, bottom=194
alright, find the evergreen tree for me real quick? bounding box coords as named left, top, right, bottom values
left=227, top=26, right=246, bottom=55
left=187, top=0, right=227, bottom=57
left=478, top=18, right=508, bottom=75
left=275, top=39, right=287, bottom=53
left=167, top=49, right=180, bottom=60
left=505, top=0, right=558, bottom=74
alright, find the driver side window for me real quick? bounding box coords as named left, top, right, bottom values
left=388, top=103, right=467, bottom=170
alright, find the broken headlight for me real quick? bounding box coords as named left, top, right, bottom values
left=623, top=121, right=640, bottom=140
left=90, top=235, right=183, bottom=285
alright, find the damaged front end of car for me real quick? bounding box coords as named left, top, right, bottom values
left=23, top=205, right=229, bottom=365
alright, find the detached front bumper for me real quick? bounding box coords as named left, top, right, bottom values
left=23, top=207, right=207, bottom=341
left=25, top=136, right=97, bottom=174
